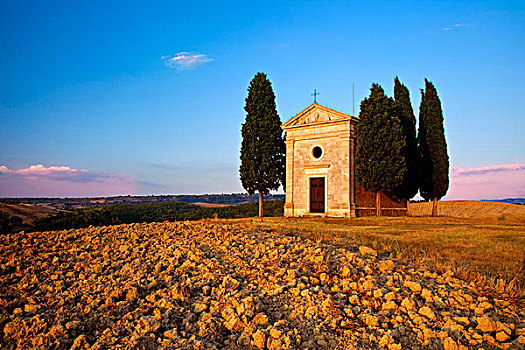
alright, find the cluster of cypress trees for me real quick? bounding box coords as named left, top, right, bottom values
left=355, top=84, right=406, bottom=216
left=239, top=72, right=448, bottom=217
left=356, top=77, right=449, bottom=216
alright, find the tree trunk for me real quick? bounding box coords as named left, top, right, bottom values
left=406, top=199, right=411, bottom=216
left=376, top=191, right=381, bottom=217
left=432, top=197, right=438, bottom=216
left=258, top=192, right=264, bottom=218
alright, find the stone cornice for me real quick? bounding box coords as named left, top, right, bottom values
left=282, top=103, right=359, bottom=129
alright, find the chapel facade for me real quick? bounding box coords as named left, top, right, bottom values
left=282, top=103, right=358, bottom=217
left=282, top=102, right=406, bottom=218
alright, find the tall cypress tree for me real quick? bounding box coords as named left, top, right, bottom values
left=240, top=72, right=285, bottom=217
left=418, top=79, right=449, bottom=216
left=356, top=84, right=406, bottom=216
left=394, top=77, right=420, bottom=205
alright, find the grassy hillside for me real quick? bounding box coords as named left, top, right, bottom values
left=0, top=202, right=60, bottom=223
left=410, top=200, right=525, bottom=220
left=0, top=202, right=66, bottom=233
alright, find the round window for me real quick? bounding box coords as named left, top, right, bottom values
left=312, top=146, right=323, bottom=159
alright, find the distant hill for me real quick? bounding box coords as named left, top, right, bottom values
left=410, top=200, right=525, bottom=219
left=0, top=197, right=286, bottom=233
left=28, top=199, right=285, bottom=233
left=0, top=202, right=67, bottom=232
left=0, top=194, right=286, bottom=233
left=0, top=202, right=60, bottom=224
left=0, top=193, right=286, bottom=209
left=482, top=198, right=525, bottom=205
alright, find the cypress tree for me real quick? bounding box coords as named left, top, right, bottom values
left=240, top=72, right=286, bottom=217
left=394, top=77, right=420, bottom=208
left=356, top=84, right=406, bottom=216
left=418, top=79, right=449, bottom=216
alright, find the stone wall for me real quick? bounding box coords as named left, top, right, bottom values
left=354, top=179, right=407, bottom=217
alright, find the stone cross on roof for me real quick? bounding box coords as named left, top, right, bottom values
left=311, top=89, right=319, bottom=103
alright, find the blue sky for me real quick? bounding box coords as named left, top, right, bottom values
left=1, top=0, right=524, bottom=198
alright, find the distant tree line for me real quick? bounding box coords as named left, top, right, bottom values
left=356, top=77, right=449, bottom=216
left=28, top=200, right=285, bottom=233
left=0, top=193, right=285, bottom=209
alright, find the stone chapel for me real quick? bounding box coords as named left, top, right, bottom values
left=281, top=102, right=406, bottom=217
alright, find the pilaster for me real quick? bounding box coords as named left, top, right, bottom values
left=349, top=123, right=356, bottom=217
left=284, top=139, right=295, bottom=217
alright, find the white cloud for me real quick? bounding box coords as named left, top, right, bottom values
left=0, top=165, right=11, bottom=173
left=162, top=52, right=213, bottom=70
left=453, top=163, right=525, bottom=176
left=1, top=164, right=90, bottom=182
left=0, top=164, right=137, bottom=197
left=16, top=164, right=86, bottom=175
left=447, top=163, right=525, bottom=199
left=443, top=23, right=469, bottom=31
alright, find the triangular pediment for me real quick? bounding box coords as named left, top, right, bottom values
left=282, top=103, right=356, bottom=129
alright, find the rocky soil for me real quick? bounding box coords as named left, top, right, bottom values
left=1, top=221, right=524, bottom=349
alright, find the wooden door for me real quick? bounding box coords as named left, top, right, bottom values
left=310, top=177, right=325, bottom=213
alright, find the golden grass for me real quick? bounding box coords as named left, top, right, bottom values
left=192, top=202, right=231, bottom=208
left=221, top=213, right=525, bottom=299
left=410, top=200, right=525, bottom=220
left=0, top=203, right=59, bottom=224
